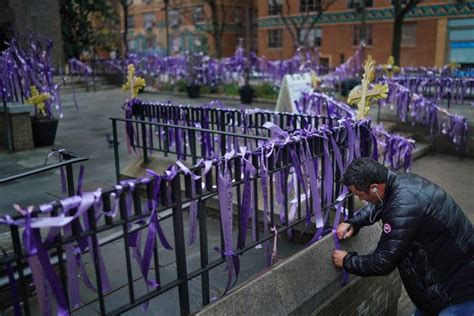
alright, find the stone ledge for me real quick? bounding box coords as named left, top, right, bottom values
left=0, top=103, right=32, bottom=114
left=196, top=223, right=400, bottom=316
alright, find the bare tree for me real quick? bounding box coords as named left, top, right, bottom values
left=391, top=0, right=422, bottom=65
left=120, top=0, right=132, bottom=58
left=174, top=0, right=238, bottom=58
left=272, top=0, right=336, bottom=51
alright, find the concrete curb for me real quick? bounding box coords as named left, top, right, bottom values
left=196, top=223, right=401, bottom=316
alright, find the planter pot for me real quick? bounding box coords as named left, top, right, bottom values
left=186, top=85, right=201, bottom=99
left=340, top=77, right=361, bottom=97
left=239, top=85, right=254, bottom=104
left=209, top=85, right=219, bottom=94
left=31, top=117, right=58, bottom=147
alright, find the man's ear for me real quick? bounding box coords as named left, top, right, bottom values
left=369, top=184, right=378, bottom=194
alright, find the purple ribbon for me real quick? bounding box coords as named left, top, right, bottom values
left=216, top=158, right=240, bottom=295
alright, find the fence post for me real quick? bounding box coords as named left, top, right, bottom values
left=2, top=100, right=14, bottom=152
left=112, top=119, right=121, bottom=183
left=64, top=160, right=75, bottom=197
left=171, top=175, right=190, bottom=315
left=140, top=115, right=149, bottom=163
left=10, top=226, right=31, bottom=315
left=348, top=194, right=354, bottom=219
left=196, top=167, right=210, bottom=305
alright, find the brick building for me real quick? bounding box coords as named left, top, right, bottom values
left=123, top=0, right=255, bottom=57
left=257, top=1, right=474, bottom=68
left=123, top=1, right=473, bottom=68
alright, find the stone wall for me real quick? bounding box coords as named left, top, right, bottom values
left=197, top=223, right=403, bottom=316
left=0, top=105, right=34, bottom=151
left=311, top=271, right=401, bottom=316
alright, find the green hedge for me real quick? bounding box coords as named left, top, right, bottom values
left=155, top=81, right=280, bottom=100
left=254, top=83, right=278, bottom=100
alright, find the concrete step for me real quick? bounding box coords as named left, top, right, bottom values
left=378, top=121, right=398, bottom=133
left=412, top=142, right=432, bottom=160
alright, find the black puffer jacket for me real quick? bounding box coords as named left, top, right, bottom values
left=343, top=171, right=474, bottom=315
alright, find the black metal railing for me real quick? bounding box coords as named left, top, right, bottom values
left=0, top=149, right=88, bottom=196
left=111, top=117, right=268, bottom=182
left=0, top=119, right=369, bottom=315
left=129, top=102, right=336, bottom=135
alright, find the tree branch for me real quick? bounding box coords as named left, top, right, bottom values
left=398, top=0, right=422, bottom=19
left=301, top=0, right=336, bottom=46
left=176, top=3, right=213, bottom=36
left=218, top=0, right=228, bottom=39
left=274, top=0, right=297, bottom=45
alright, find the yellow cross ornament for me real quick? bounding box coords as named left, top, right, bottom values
left=26, top=86, right=51, bottom=116
left=447, top=59, right=460, bottom=72
left=382, top=56, right=400, bottom=78
left=310, top=71, right=321, bottom=90
left=347, top=55, right=389, bottom=120
left=122, top=64, right=146, bottom=98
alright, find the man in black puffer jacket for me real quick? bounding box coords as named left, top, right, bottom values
left=332, top=158, right=474, bottom=316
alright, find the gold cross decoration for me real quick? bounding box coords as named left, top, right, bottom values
left=310, top=71, right=321, bottom=90
left=447, top=59, right=460, bottom=72
left=122, top=64, right=146, bottom=98
left=26, top=86, right=51, bottom=116
left=347, top=55, right=389, bottom=120
left=382, top=56, right=400, bottom=78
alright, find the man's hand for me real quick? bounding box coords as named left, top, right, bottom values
left=333, top=250, right=348, bottom=268
left=336, top=222, right=353, bottom=240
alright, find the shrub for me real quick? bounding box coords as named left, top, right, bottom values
left=223, top=83, right=239, bottom=96
left=254, top=83, right=278, bottom=100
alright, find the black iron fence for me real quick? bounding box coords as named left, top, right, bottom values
left=0, top=113, right=371, bottom=315
left=0, top=149, right=88, bottom=196
left=128, top=102, right=336, bottom=136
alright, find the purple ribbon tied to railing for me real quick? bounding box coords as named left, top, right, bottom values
left=215, top=152, right=240, bottom=296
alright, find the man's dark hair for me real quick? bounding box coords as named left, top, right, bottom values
left=343, top=157, right=388, bottom=192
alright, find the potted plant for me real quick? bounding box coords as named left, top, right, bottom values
left=237, top=37, right=254, bottom=104
left=185, top=52, right=203, bottom=99
left=27, top=86, right=58, bottom=147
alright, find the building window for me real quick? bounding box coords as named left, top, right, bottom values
left=169, top=10, right=181, bottom=28
left=268, top=29, right=282, bottom=48
left=448, top=18, right=474, bottom=65
left=268, top=0, right=282, bottom=16
left=200, top=35, right=208, bottom=53
left=192, top=5, right=204, bottom=22
left=171, top=36, right=182, bottom=53
left=145, top=34, right=156, bottom=50
left=352, top=24, right=372, bottom=46
left=127, top=15, right=135, bottom=29
left=143, top=12, right=155, bottom=29
left=401, top=23, right=416, bottom=47
left=320, top=57, right=329, bottom=68
left=300, top=0, right=322, bottom=12
left=347, top=0, right=373, bottom=9
left=299, top=28, right=322, bottom=47
left=128, top=40, right=135, bottom=51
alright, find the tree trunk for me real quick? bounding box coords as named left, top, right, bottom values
left=121, top=1, right=128, bottom=58
left=209, top=0, right=222, bottom=58
left=391, top=16, right=403, bottom=65
left=244, top=0, right=251, bottom=85
left=214, top=33, right=223, bottom=59
left=164, top=1, right=170, bottom=56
